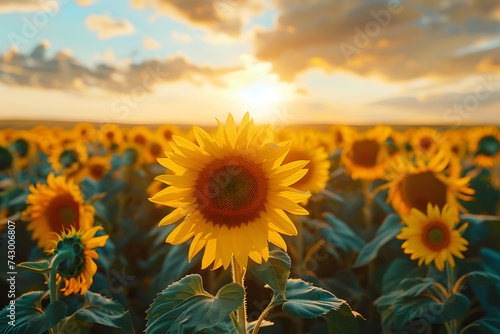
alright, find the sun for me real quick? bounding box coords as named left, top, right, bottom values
left=239, top=82, right=281, bottom=108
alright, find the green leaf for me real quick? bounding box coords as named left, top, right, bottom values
left=322, top=302, right=364, bottom=334
left=200, top=316, right=238, bottom=334
left=475, top=309, right=500, bottom=334
left=17, top=260, right=52, bottom=273
left=354, top=214, right=402, bottom=267
left=0, top=291, right=68, bottom=334
left=394, top=293, right=470, bottom=329
left=280, top=279, right=343, bottom=319
left=154, top=242, right=199, bottom=291
left=146, top=274, right=244, bottom=334
left=319, top=213, right=365, bottom=252
left=249, top=249, right=291, bottom=298
left=459, top=271, right=500, bottom=287
left=70, top=291, right=133, bottom=333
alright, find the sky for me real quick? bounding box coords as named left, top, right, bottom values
left=0, top=0, right=500, bottom=126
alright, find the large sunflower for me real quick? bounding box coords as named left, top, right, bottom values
left=149, top=113, right=310, bottom=270
left=385, top=151, right=474, bottom=218
left=341, top=125, right=391, bottom=180
left=47, top=226, right=108, bottom=295
left=397, top=203, right=468, bottom=271
left=468, top=126, right=500, bottom=168
left=25, top=173, right=95, bottom=250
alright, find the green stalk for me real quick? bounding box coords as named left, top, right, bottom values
left=232, top=257, right=247, bottom=334
left=251, top=303, right=277, bottom=334
left=48, top=251, right=72, bottom=304
left=361, top=180, right=372, bottom=230
left=446, top=263, right=457, bottom=334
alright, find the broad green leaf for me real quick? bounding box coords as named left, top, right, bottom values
left=154, top=242, right=199, bottom=292
left=17, top=260, right=51, bottom=273
left=354, top=214, right=402, bottom=267
left=146, top=274, right=243, bottom=334
left=322, top=302, right=364, bottom=334
left=70, top=291, right=133, bottom=333
left=249, top=250, right=291, bottom=298
left=381, top=259, right=415, bottom=295
left=319, top=213, right=365, bottom=252
left=398, top=277, right=437, bottom=297
left=475, top=309, right=500, bottom=334
left=0, top=291, right=67, bottom=334
left=458, top=271, right=500, bottom=287
left=200, top=316, right=238, bottom=334
left=280, top=279, right=343, bottom=319
left=394, top=293, right=470, bottom=329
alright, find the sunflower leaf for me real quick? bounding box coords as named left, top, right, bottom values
left=280, top=279, right=344, bottom=319
left=146, top=274, right=244, bottom=334
left=0, top=291, right=67, bottom=334
left=320, top=213, right=365, bottom=252
left=69, top=291, right=134, bottom=333
left=322, top=302, right=364, bottom=334
left=249, top=249, right=291, bottom=298
left=354, top=214, right=402, bottom=268
left=17, top=260, right=51, bottom=273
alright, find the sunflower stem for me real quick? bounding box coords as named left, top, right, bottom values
left=445, top=262, right=458, bottom=334
left=296, top=217, right=304, bottom=274
left=251, top=302, right=277, bottom=334
left=48, top=251, right=73, bottom=305
left=361, top=180, right=372, bottom=230
left=232, top=257, right=248, bottom=334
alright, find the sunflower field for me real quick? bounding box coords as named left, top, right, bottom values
left=1, top=115, right=500, bottom=334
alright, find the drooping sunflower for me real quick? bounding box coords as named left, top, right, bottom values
left=468, top=126, right=500, bottom=168
left=81, top=155, right=112, bottom=181
left=149, top=113, right=310, bottom=270
left=47, top=226, right=108, bottom=295
left=49, top=142, right=88, bottom=178
left=24, top=173, right=95, bottom=250
left=397, top=203, right=468, bottom=271
left=341, top=125, right=391, bottom=180
left=385, top=151, right=474, bottom=218
left=279, top=133, right=330, bottom=195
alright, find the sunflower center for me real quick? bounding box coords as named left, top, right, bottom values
left=400, top=171, right=447, bottom=213
left=106, top=131, right=114, bottom=140
left=0, top=146, right=13, bottom=171
left=476, top=136, right=500, bottom=157
left=150, top=143, right=162, bottom=157
left=194, top=155, right=269, bottom=228
left=163, top=130, right=173, bottom=140
left=54, top=235, right=85, bottom=277
left=352, top=139, right=379, bottom=167
left=47, top=194, right=81, bottom=232
left=134, top=134, right=147, bottom=146
left=90, top=164, right=106, bottom=180
left=60, top=149, right=79, bottom=169
left=419, top=137, right=434, bottom=152
left=422, top=222, right=450, bottom=251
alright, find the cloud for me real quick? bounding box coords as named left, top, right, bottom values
left=85, top=14, right=135, bottom=39
left=0, top=42, right=241, bottom=94
left=130, top=0, right=261, bottom=36
left=254, top=0, right=500, bottom=81
left=171, top=31, right=192, bottom=43
left=0, top=0, right=60, bottom=12
left=143, top=36, right=162, bottom=50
